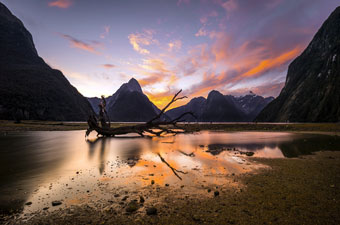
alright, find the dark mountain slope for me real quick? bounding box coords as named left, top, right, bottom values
left=256, top=7, right=340, bottom=122
left=87, top=78, right=164, bottom=122
left=0, top=3, right=93, bottom=121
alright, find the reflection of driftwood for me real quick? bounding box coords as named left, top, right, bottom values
left=86, top=90, right=196, bottom=138
left=178, top=150, right=195, bottom=157
left=157, top=153, right=187, bottom=180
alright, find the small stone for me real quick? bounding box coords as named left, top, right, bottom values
left=52, top=201, right=62, bottom=206
left=125, top=201, right=139, bottom=213
left=114, top=194, right=120, bottom=197
left=25, top=202, right=32, bottom=206
left=43, top=207, right=49, bottom=210
left=207, top=189, right=211, bottom=193
left=214, top=191, right=219, bottom=197
left=146, top=207, right=157, bottom=215
left=122, top=196, right=129, bottom=201
left=165, top=183, right=169, bottom=187
left=330, top=184, right=335, bottom=188
left=139, top=196, right=145, bottom=203
left=151, top=180, right=155, bottom=185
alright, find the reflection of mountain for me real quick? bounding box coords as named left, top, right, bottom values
left=0, top=3, right=93, bottom=121
left=204, top=135, right=340, bottom=158
left=278, top=135, right=340, bottom=158
left=0, top=133, right=69, bottom=214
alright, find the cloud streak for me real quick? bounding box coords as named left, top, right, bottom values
left=48, top=0, right=73, bottom=8
left=59, top=34, right=103, bottom=54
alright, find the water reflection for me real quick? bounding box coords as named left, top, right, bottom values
left=0, top=131, right=340, bottom=215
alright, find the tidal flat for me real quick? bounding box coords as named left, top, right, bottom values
left=0, top=125, right=339, bottom=224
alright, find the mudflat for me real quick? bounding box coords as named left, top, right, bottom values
left=3, top=151, right=339, bottom=225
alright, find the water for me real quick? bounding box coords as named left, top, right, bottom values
left=0, top=130, right=339, bottom=215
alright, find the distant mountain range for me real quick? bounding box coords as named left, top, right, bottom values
left=256, top=6, right=340, bottom=122
left=166, top=90, right=274, bottom=122
left=0, top=3, right=93, bottom=121
left=88, top=79, right=274, bottom=122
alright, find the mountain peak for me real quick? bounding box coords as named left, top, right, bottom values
left=207, top=90, right=222, bottom=99
left=125, top=78, right=142, bottom=93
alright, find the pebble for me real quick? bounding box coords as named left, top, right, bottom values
left=146, top=207, right=157, bottom=215
left=214, top=191, right=219, bottom=197
left=52, top=201, right=62, bottom=206
left=25, top=202, right=32, bottom=206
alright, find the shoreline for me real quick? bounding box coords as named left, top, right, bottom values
left=2, top=151, right=339, bottom=224
left=1, top=120, right=340, bottom=133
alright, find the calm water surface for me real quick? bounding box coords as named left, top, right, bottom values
left=1, top=131, right=340, bottom=215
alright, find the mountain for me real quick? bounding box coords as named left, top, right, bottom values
left=256, top=7, right=340, bottom=122
left=0, top=3, right=93, bottom=121
left=87, top=78, right=164, bottom=122
left=166, top=90, right=273, bottom=122
left=232, top=91, right=274, bottom=121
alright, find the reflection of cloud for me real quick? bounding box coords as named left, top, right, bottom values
left=48, top=0, right=73, bottom=8
left=59, top=34, right=103, bottom=54
left=128, top=30, right=158, bottom=55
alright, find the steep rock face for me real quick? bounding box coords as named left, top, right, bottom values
left=88, top=78, right=163, bottom=122
left=0, top=3, right=93, bottom=121
left=166, top=90, right=272, bottom=122
left=256, top=7, right=340, bottom=122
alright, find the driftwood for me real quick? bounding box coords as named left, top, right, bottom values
left=86, top=90, right=196, bottom=138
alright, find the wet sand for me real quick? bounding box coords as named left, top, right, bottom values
left=2, top=151, right=339, bottom=225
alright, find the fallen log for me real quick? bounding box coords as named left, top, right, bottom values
left=85, top=90, right=196, bottom=138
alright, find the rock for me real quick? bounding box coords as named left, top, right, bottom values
left=25, top=202, right=32, bottom=206
left=151, top=180, right=155, bottom=185
left=214, top=191, right=219, bottom=197
left=114, top=194, right=120, bottom=197
left=165, top=183, right=169, bottom=187
left=52, top=201, right=62, bottom=206
left=208, top=189, right=211, bottom=193
left=245, top=152, right=254, bottom=156
left=43, top=207, right=49, bottom=210
left=139, top=196, right=145, bottom=203
left=146, top=207, right=157, bottom=215
left=125, top=201, right=139, bottom=213
left=122, top=196, right=129, bottom=201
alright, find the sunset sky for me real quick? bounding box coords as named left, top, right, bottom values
left=3, top=0, right=339, bottom=108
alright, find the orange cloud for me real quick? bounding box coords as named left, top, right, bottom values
left=60, top=34, right=102, bottom=54
left=48, top=0, right=73, bottom=8
left=128, top=30, right=158, bottom=55
left=101, top=64, right=115, bottom=69
left=241, top=46, right=302, bottom=78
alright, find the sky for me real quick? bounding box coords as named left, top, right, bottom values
left=2, top=0, right=339, bottom=108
